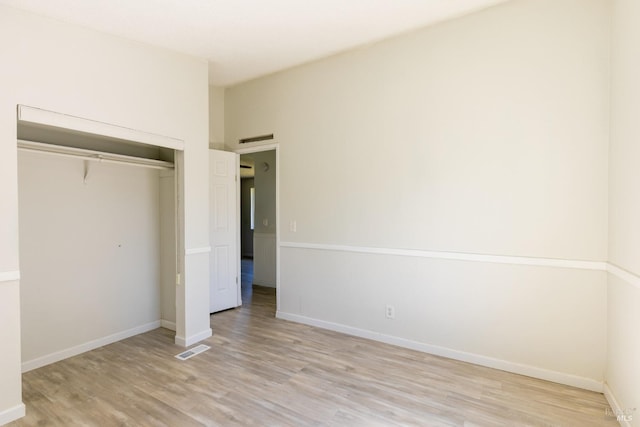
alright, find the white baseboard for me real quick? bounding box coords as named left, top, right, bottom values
left=160, top=320, right=176, bottom=331
left=175, top=328, right=212, bottom=347
left=0, top=403, right=25, bottom=425
left=604, top=383, right=633, bottom=427
left=21, top=320, right=161, bottom=373
left=276, top=311, right=603, bottom=393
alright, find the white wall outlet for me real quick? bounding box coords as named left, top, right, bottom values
left=385, top=305, right=395, bottom=319
left=263, top=218, right=269, bottom=227
left=290, top=220, right=297, bottom=232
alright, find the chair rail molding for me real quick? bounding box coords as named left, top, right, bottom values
left=280, top=242, right=607, bottom=271
left=0, top=270, right=20, bottom=283
left=607, top=263, right=640, bottom=290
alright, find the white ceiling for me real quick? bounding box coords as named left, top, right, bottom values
left=0, top=0, right=509, bottom=86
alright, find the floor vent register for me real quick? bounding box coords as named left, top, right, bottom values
left=175, top=344, right=210, bottom=361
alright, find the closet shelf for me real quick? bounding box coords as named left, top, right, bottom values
left=17, top=139, right=174, bottom=170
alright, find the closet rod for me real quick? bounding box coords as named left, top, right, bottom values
left=17, top=139, right=174, bottom=170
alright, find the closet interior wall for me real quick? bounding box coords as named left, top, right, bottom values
left=17, top=135, right=177, bottom=371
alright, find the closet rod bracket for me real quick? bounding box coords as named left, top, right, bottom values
left=83, top=160, right=90, bottom=185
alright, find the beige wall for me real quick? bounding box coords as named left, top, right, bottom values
left=226, top=0, right=610, bottom=389
left=607, top=0, right=640, bottom=423
left=209, top=86, right=225, bottom=149
left=251, top=150, right=277, bottom=287
left=226, top=0, right=609, bottom=260
left=160, top=171, right=177, bottom=329
left=0, top=5, right=210, bottom=422
left=18, top=152, right=162, bottom=366
left=252, top=150, right=277, bottom=235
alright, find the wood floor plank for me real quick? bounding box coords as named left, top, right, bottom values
left=9, top=285, right=617, bottom=426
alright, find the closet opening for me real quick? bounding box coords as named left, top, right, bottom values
left=16, top=105, right=184, bottom=372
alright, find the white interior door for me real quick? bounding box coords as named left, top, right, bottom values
left=209, top=149, right=239, bottom=313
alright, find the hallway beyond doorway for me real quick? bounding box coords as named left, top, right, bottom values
left=241, top=257, right=253, bottom=304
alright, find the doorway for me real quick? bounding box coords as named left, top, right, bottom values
left=237, top=146, right=278, bottom=309
left=239, top=172, right=255, bottom=302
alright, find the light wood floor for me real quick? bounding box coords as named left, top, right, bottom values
left=10, top=285, right=617, bottom=426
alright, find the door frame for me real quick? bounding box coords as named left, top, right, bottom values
left=234, top=143, right=280, bottom=312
